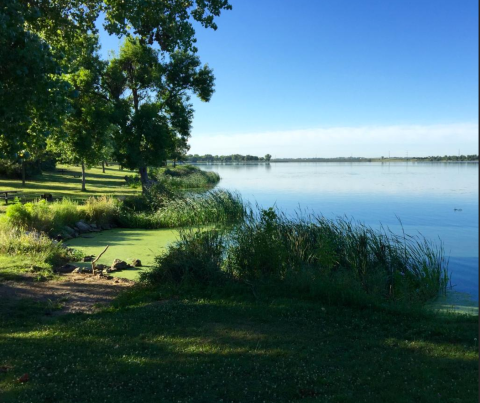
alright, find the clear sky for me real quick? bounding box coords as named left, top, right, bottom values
left=98, top=0, right=479, bottom=158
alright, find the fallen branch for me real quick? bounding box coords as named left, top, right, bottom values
left=92, top=245, right=109, bottom=275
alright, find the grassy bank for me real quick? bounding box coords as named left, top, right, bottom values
left=153, top=165, right=221, bottom=189
left=0, top=287, right=477, bottom=402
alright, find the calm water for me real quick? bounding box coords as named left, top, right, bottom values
left=199, top=162, right=479, bottom=300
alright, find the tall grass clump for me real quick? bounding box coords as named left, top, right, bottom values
left=5, top=199, right=81, bottom=234
left=5, top=197, right=121, bottom=235
left=141, top=229, right=226, bottom=285
left=152, top=165, right=220, bottom=189
left=142, top=206, right=449, bottom=306
left=0, top=225, right=81, bottom=269
left=118, top=189, right=245, bottom=229
left=155, top=189, right=245, bottom=227
left=82, top=196, right=121, bottom=225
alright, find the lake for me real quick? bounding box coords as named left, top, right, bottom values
left=198, top=162, right=479, bottom=301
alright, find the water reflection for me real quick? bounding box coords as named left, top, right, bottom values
left=198, top=162, right=479, bottom=299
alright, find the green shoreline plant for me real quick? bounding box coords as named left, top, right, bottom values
left=141, top=207, right=449, bottom=306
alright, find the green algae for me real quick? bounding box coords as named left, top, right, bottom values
left=65, top=228, right=179, bottom=280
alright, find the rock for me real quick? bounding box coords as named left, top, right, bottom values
left=82, top=255, right=95, bottom=262
left=72, top=267, right=83, bottom=273
left=96, top=264, right=108, bottom=270
left=111, top=259, right=129, bottom=270
left=63, top=226, right=75, bottom=236
left=101, top=223, right=111, bottom=230
left=90, top=223, right=98, bottom=230
left=55, top=264, right=78, bottom=273
left=131, top=259, right=142, bottom=267
left=75, top=221, right=91, bottom=233
left=73, top=231, right=80, bottom=238
left=60, top=232, right=72, bottom=241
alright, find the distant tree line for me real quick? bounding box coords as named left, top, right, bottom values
left=186, top=154, right=272, bottom=163
left=408, top=155, right=478, bottom=162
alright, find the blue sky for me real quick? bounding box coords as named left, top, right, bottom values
left=98, top=0, right=479, bottom=157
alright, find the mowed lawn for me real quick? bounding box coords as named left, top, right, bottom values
left=0, top=164, right=140, bottom=212
left=0, top=291, right=477, bottom=403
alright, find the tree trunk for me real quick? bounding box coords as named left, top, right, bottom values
left=139, top=166, right=148, bottom=194
left=173, top=159, right=176, bottom=168
left=102, top=161, right=105, bottom=173
left=81, top=161, right=86, bottom=192
left=21, top=160, right=26, bottom=186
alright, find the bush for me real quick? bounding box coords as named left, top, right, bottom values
left=0, top=159, right=41, bottom=179
left=83, top=196, right=120, bottom=225
left=0, top=226, right=81, bottom=269
left=141, top=229, right=226, bottom=285
left=5, top=197, right=119, bottom=235
left=152, top=165, right=220, bottom=190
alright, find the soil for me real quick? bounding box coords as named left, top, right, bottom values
left=0, top=273, right=135, bottom=315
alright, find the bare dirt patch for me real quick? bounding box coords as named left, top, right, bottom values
left=0, top=274, right=134, bottom=315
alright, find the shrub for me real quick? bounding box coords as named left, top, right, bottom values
left=141, top=229, right=226, bottom=285
left=0, top=226, right=81, bottom=269
left=152, top=165, right=220, bottom=189
left=82, top=196, right=120, bottom=225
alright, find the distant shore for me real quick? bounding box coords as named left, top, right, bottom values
left=188, top=159, right=478, bottom=164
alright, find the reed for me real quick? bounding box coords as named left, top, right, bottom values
left=153, top=165, right=220, bottom=189
left=143, top=206, right=449, bottom=305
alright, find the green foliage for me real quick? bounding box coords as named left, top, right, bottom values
left=141, top=229, right=226, bottom=285
left=118, top=189, right=244, bottom=229
left=0, top=225, right=81, bottom=270
left=5, top=199, right=80, bottom=234
left=106, top=37, right=217, bottom=190
left=83, top=196, right=121, bottom=225
left=0, top=0, right=68, bottom=157
left=143, top=207, right=449, bottom=306
left=153, top=165, right=220, bottom=189
left=4, top=197, right=119, bottom=235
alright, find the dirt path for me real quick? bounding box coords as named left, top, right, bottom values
left=0, top=274, right=134, bottom=315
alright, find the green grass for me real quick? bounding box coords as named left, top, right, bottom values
left=0, top=287, right=477, bottom=403
left=0, top=164, right=140, bottom=213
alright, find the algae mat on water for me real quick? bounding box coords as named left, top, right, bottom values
left=65, top=228, right=179, bottom=280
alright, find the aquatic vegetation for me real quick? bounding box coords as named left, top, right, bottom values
left=152, top=165, right=220, bottom=189
left=143, top=207, right=449, bottom=305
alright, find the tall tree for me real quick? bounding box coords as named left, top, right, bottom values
left=0, top=0, right=100, bottom=158
left=105, top=38, right=215, bottom=192
left=48, top=35, right=111, bottom=191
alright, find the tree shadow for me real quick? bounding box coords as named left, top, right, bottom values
left=0, top=295, right=477, bottom=402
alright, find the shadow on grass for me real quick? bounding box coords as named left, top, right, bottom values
left=0, top=293, right=477, bottom=403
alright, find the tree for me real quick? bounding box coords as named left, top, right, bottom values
left=48, top=35, right=111, bottom=191
left=170, top=136, right=191, bottom=167
left=0, top=0, right=103, bottom=158
left=105, top=37, right=215, bottom=192
left=264, top=154, right=272, bottom=162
